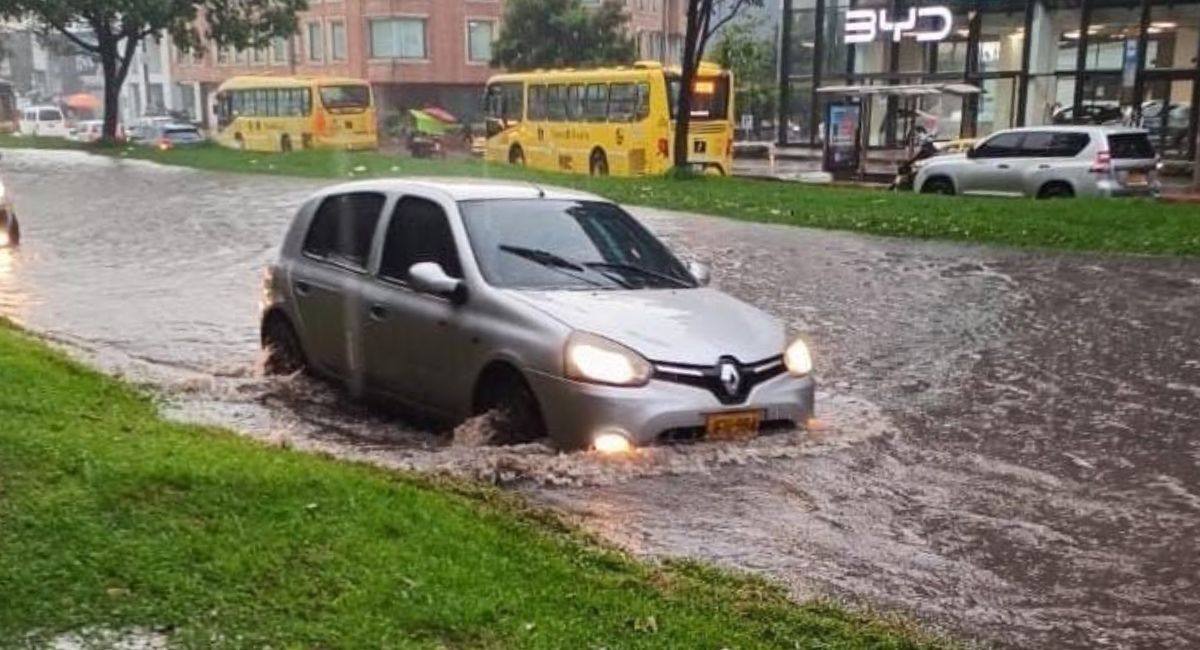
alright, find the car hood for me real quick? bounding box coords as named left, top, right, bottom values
left=508, top=288, right=786, bottom=364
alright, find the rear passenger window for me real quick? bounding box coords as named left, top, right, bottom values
left=38, top=109, right=61, bottom=121
left=608, top=83, right=637, bottom=122
left=379, top=197, right=463, bottom=283
left=1108, top=133, right=1156, bottom=159
left=302, top=192, right=386, bottom=270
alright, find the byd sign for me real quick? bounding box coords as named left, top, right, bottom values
left=845, top=6, right=954, bottom=43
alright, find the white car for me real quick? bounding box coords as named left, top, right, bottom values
left=914, top=126, right=1159, bottom=199
left=19, top=106, right=69, bottom=138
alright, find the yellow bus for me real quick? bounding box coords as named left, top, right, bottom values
left=483, top=61, right=734, bottom=176
left=213, top=75, right=377, bottom=152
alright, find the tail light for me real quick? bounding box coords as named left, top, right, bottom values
left=156, top=138, right=171, bottom=151
left=656, top=138, right=669, bottom=158
left=1090, top=150, right=1111, bottom=173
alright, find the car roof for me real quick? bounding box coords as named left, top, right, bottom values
left=312, top=177, right=607, bottom=203
left=998, top=125, right=1149, bottom=135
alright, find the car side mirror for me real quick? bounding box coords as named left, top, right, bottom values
left=409, top=262, right=466, bottom=303
left=687, top=261, right=711, bottom=287
left=965, top=147, right=979, bottom=159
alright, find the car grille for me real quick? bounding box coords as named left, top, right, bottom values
left=652, top=355, right=787, bottom=405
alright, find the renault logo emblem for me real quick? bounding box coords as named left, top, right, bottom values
left=719, top=361, right=741, bottom=396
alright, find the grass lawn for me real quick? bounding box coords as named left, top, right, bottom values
left=3, top=135, right=1199, bottom=256
left=0, top=320, right=947, bottom=649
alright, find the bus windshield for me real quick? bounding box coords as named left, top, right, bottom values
left=666, top=74, right=731, bottom=120
left=319, top=85, right=371, bottom=111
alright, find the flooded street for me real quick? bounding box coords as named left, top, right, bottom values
left=2, top=149, right=1198, bottom=649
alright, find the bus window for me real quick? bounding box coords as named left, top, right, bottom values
left=635, top=82, right=651, bottom=121
left=319, top=85, right=370, bottom=112
left=566, top=84, right=584, bottom=120
left=583, top=84, right=609, bottom=122
left=528, top=85, right=547, bottom=121
left=608, top=83, right=637, bottom=122
left=547, top=85, right=567, bottom=122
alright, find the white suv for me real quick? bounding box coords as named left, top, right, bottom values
left=19, top=106, right=69, bottom=138
left=914, top=126, right=1159, bottom=199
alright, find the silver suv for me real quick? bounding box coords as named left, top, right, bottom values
left=260, top=179, right=816, bottom=451
left=914, top=126, right=1159, bottom=199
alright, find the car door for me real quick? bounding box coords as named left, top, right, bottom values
left=289, top=191, right=386, bottom=382
left=959, top=132, right=1024, bottom=195
left=1023, top=131, right=1090, bottom=196
left=360, top=195, right=470, bottom=415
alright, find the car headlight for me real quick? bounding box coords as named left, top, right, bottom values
left=564, top=331, right=652, bottom=387
left=784, top=338, right=813, bottom=376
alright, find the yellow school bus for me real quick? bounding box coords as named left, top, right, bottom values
left=483, top=61, right=734, bottom=176
left=213, top=75, right=377, bottom=152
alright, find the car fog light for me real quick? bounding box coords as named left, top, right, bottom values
left=593, top=431, right=634, bottom=455
left=784, top=338, right=813, bottom=376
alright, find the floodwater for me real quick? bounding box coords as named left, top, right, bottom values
left=2, top=149, right=1198, bottom=649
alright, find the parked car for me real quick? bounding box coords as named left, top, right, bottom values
left=914, top=126, right=1159, bottom=199
left=260, top=179, right=816, bottom=451
left=1052, top=102, right=1123, bottom=125
left=126, top=116, right=175, bottom=142
left=68, top=119, right=125, bottom=143
left=1141, top=101, right=1189, bottom=151
left=139, top=123, right=205, bottom=149
left=18, top=106, right=69, bottom=138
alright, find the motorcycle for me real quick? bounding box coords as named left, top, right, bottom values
left=890, top=132, right=939, bottom=191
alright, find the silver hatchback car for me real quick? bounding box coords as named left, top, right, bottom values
left=260, top=179, right=815, bottom=451
left=914, top=126, right=1159, bottom=199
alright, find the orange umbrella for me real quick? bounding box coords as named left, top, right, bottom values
left=64, top=93, right=100, bottom=111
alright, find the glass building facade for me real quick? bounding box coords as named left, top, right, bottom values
left=777, top=0, right=1200, bottom=160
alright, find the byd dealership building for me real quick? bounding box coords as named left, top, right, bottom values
left=777, top=0, right=1200, bottom=161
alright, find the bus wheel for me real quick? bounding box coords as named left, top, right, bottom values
left=234, top=134, right=246, bottom=151
left=280, top=135, right=292, bottom=153
left=508, top=145, right=525, bottom=166
left=589, top=149, right=609, bottom=176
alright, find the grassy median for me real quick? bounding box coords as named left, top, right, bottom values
left=4, top=135, right=1198, bottom=256
left=0, top=320, right=946, bottom=649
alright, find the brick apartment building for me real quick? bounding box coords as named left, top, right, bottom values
left=171, top=0, right=686, bottom=129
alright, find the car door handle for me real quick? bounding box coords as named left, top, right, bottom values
left=368, top=304, right=388, bottom=321
left=996, top=164, right=1011, bottom=169
left=294, top=280, right=311, bottom=296
left=1037, top=164, right=1051, bottom=169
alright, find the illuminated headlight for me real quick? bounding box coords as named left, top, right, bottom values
left=564, top=331, right=652, bottom=387
left=593, top=430, right=635, bottom=455
left=784, top=338, right=813, bottom=376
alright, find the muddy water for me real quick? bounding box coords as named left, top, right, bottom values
left=2, top=149, right=1198, bottom=649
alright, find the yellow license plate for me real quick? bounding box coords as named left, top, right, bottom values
left=1126, top=172, right=1148, bottom=185
left=705, top=410, right=763, bottom=441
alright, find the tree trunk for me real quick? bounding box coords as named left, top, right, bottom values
left=101, top=57, right=122, bottom=141
left=672, top=4, right=702, bottom=170
left=1194, top=132, right=1199, bottom=193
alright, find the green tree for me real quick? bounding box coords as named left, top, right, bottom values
left=675, top=0, right=763, bottom=170
left=711, top=16, right=776, bottom=139
left=0, top=0, right=307, bottom=140
left=491, top=0, right=635, bottom=71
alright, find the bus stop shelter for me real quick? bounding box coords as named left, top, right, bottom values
left=815, top=82, right=981, bottom=178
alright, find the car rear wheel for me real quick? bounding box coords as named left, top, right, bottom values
left=262, top=315, right=305, bottom=375
left=1037, top=182, right=1074, bottom=199
left=920, top=177, right=955, bottom=195
left=475, top=368, right=546, bottom=445
left=1, top=212, right=18, bottom=247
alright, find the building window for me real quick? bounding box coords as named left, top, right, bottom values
left=370, top=17, right=427, bottom=59
left=271, top=36, right=288, bottom=65
left=330, top=22, right=347, bottom=61
left=216, top=44, right=230, bottom=65
left=307, top=22, right=324, bottom=62
left=252, top=47, right=267, bottom=65
left=467, top=20, right=494, bottom=63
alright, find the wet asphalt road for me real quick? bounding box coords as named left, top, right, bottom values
left=1, top=149, right=1198, bottom=649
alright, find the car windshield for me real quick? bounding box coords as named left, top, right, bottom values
left=459, top=199, right=696, bottom=291
left=319, top=85, right=370, bottom=110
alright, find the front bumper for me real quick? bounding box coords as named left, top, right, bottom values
left=526, top=368, right=816, bottom=449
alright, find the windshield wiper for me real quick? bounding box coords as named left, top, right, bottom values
left=499, top=245, right=585, bottom=271
left=498, top=244, right=614, bottom=288
left=583, top=261, right=694, bottom=288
